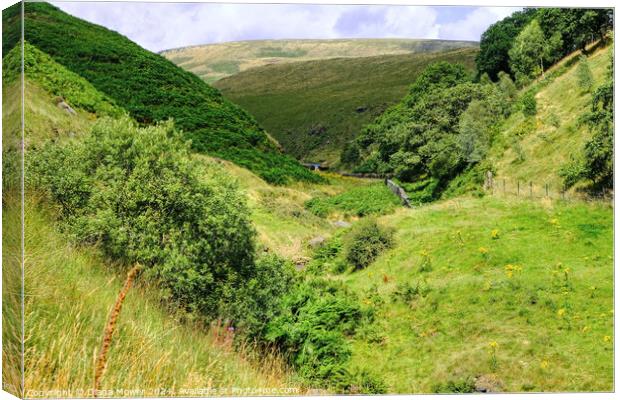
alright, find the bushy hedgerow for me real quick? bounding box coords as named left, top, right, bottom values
left=344, top=220, right=395, bottom=270
left=28, top=116, right=258, bottom=319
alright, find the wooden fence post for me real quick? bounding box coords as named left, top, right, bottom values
left=529, top=181, right=533, bottom=198
left=517, top=181, right=520, bottom=196
left=545, top=184, right=549, bottom=198
left=503, top=179, right=506, bottom=195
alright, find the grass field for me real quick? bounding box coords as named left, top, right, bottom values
left=162, top=38, right=478, bottom=83
left=339, top=197, right=613, bottom=393
left=215, top=48, right=478, bottom=166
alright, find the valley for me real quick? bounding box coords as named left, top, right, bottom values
left=2, top=2, right=613, bottom=397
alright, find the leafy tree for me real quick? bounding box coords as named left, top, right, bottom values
left=538, top=8, right=613, bottom=55
left=509, top=19, right=563, bottom=84
left=576, top=55, right=594, bottom=92
left=475, top=8, right=537, bottom=80
left=354, top=61, right=514, bottom=198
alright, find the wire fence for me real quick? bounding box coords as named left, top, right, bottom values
left=485, top=177, right=613, bottom=204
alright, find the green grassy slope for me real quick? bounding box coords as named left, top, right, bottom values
left=215, top=48, right=478, bottom=166
left=488, top=44, right=612, bottom=194
left=2, top=64, right=299, bottom=393
left=341, top=197, right=612, bottom=393
left=198, top=154, right=392, bottom=260
left=2, top=2, right=317, bottom=184
left=162, top=39, right=478, bottom=83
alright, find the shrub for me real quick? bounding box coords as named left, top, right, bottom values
left=520, top=90, right=537, bottom=116
left=220, top=254, right=298, bottom=340
left=344, top=220, right=395, bottom=270
left=29, top=116, right=258, bottom=320
left=396, top=177, right=440, bottom=205
left=332, top=367, right=388, bottom=394
left=559, top=157, right=586, bottom=190
left=577, top=55, right=594, bottom=92
left=391, top=281, right=431, bottom=303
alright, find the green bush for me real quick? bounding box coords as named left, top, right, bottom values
left=265, top=279, right=369, bottom=385
left=396, top=177, right=440, bottom=204
left=331, top=367, right=388, bottom=394
left=559, top=157, right=586, bottom=190
left=220, top=254, right=297, bottom=339
left=520, top=90, right=537, bottom=117
left=28, top=116, right=258, bottom=320
left=344, top=220, right=395, bottom=270
left=391, top=281, right=431, bottom=303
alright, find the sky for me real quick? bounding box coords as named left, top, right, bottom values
left=52, top=2, right=522, bottom=52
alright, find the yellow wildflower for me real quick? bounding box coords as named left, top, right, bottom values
left=604, top=335, right=612, bottom=343
left=491, top=229, right=500, bottom=239
left=582, top=326, right=590, bottom=333
left=488, top=340, right=498, bottom=349
left=479, top=247, right=489, bottom=254
left=557, top=308, right=566, bottom=317
left=550, top=218, right=559, bottom=225
left=540, top=360, right=549, bottom=369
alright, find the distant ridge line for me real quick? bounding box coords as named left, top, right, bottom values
left=159, top=38, right=479, bottom=55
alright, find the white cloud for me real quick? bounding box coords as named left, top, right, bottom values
left=439, top=7, right=522, bottom=41
left=51, top=2, right=521, bottom=52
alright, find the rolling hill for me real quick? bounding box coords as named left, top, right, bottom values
left=2, top=2, right=317, bottom=185
left=214, top=47, right=478, bottom=166
left=161, top=38, right=478, bottom=83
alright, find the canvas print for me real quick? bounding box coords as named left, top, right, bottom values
left=1, top=1, right=614, bottom=397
